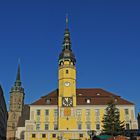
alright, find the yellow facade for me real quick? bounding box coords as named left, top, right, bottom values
left=58, top=55, right=77, bottom=131
left=25, top=105, right=137, bottom=140
left=24, top=21, right=138, bottom=140
left=58, top=63, right=76, bottom=107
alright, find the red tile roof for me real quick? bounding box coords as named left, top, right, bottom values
left=31, top=88, right=134, bottom=105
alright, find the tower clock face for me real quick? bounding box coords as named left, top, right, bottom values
left=64, top=82, right=70, bottom=87
left=62, top=97, right=73, bottom=107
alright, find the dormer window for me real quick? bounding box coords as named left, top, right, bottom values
left=96, top=93, right=100, bottom=96
left=46, top=99, right=51, bottom=104
left=85, top=99, right=91, bottom=104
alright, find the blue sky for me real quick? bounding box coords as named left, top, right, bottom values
left=0, top=0, right=140, bottom=114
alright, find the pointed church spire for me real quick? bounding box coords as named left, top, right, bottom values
left=59, top=16, right=76, bottom=64
left=15, top=60, right=21, bottom=87
left=63, top=15, right=71, bottom=51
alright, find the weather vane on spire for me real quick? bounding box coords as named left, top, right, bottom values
left=66, top=14, right=68, bottom=28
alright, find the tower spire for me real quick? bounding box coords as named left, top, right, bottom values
left=66, top=14, right=68, bottom=29
left=15, top=60, right=21, bottom=87
left=58, top=16, right=76, bottom=64
left=62, top=15, right=71, bottom=51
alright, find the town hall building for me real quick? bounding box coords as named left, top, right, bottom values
left=7, top=18, right=138, bottom=140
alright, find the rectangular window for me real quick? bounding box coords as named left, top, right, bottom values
left=42, top=134, right=46, bottom=138
left=78, top=123, right=82, bottom=130
left=86, top=123, right=91, bottom=130
left=36, top=110, right=40, bottom=116
left=79, top=134, right=83, bottom=138
left=54, top=109, right=58, bottom=116
left=86, top=109, right=90, bottom=116
left=54, top=124, right=58, bottom=130
left=32, top=134, right=36, bottom=138
left=95, top=109, right=100, bottom=116
left=45, top=109, right=49, bottom=116
left=45, top=124, right=49, bottom=130
left=36, top=124, right=40, bottom=130
left=125, top=109, right=129, bottom=115
left=52, top=134, right=56, bottom=138
left=96, top=124, right=100, bottom=130
left=76, top=109, right=82, bottom=116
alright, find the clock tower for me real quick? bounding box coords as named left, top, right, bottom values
left=58, top=17, right=77, bottom=131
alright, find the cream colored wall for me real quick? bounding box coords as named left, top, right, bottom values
left=29, top=105, right=58, bottom=130
left=76, top=105, right=137, bottom=130
left=24, top=104, right=137, bottom=140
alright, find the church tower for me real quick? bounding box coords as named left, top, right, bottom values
left=58, top=17, right=77, bottom=132
left=7, top=63, right=24, bottom=140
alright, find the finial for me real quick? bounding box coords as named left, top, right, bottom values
left=66, top=14, right=68, bottom=29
